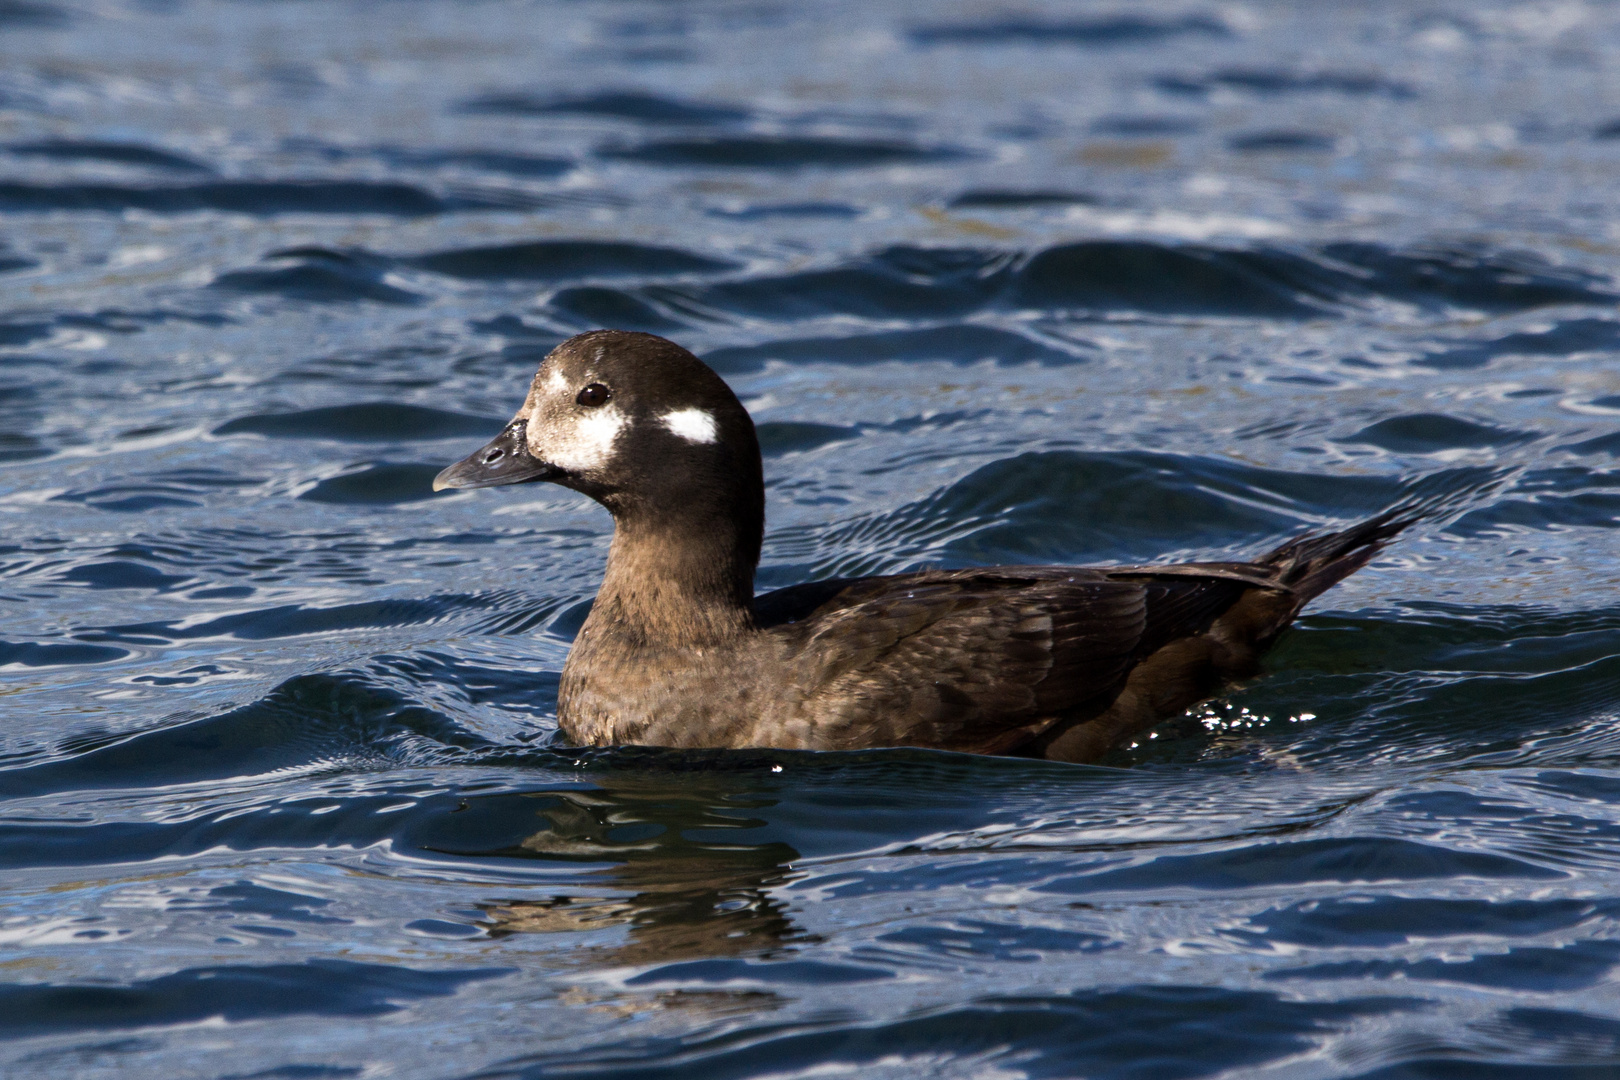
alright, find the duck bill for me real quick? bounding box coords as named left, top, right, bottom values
left=433, top=421, right=564, bottom=491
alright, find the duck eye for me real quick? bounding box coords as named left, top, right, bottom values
left=576, top=383, right=611, bottom=408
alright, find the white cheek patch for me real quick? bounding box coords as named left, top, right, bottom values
left=533, top=404, right=629, bottom=472
left=660, top=407, right=718, bottom=445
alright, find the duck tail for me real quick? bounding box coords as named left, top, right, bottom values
left=1262, top=464, right=1518, bottom=604
left=1257, top=505, right=1424, bottom=606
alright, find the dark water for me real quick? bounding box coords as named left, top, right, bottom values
left=2, top=1, right=1620, bottom=1076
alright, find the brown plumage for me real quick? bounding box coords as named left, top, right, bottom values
left=436, top=330, right=1419, bottom=763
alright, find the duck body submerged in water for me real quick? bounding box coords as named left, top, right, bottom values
left=437, top=330, right=1416, bottom=764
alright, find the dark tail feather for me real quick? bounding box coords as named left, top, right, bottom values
left=1259, top=505, right=1422, bottom=605
left=1258, top=466, right=1510, bottom=605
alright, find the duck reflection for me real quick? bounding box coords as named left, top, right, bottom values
left=474, top=771, right=812, bottom=967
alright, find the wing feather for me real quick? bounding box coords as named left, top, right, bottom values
left=753, top=564, right=1280, bottom=754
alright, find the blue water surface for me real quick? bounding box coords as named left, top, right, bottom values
left=3, top=1, right=1620, bottom=1077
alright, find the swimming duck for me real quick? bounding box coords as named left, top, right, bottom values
left=435, top=330, right=1415, bottom=763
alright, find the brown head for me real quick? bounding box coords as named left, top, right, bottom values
left=436, top=331, right=765, bottom=626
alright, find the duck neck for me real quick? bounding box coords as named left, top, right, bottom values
left=588, top=497, right=761, bottom=648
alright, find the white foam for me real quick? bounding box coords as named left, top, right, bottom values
left=660, top=407, right=718, bottom=444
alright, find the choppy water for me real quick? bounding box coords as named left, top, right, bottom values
left=3, top=0, right=1620, bottom=1076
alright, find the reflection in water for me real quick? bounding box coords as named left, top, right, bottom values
left=472, top=775, right=812, bottom=968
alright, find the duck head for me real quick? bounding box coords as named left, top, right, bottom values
left=436, top=330, right=765, bottom=596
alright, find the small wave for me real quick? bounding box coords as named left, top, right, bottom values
left=808, top=450, right=1408, bottom=570
left=1039, top=837, right=1561, bottom=894
left=1159, top=67, right=1416, bottom=98
left=1418, top=318, right=1620, bottom=369
left=284, top=138, right=574, bottom=180
left=53, top=468, right=265, bottom=513
left=299, top=462, right=453, bottom=505
left=0, top=0, right=68, bottom=28
left=1319, top=243, right=1612, bottom=312
left=697, top=246, right=1015, bottom=321
left=546, top=286, right=691, bottom=333
left=1241, top=895, right=1616, bottom=947
left=1224, top=605, right=1620, bottom=771
left=376, top=148, right=571, bottom=179
left=1009, top=241, right=1335, bottom=316
left=458, top=89, right=750, bottom=125
left=706, top=201, right=864, bottom=220
left=78, top=595, right=490, bottom=646
left=600, top=135, right=976, bottom=169
left=704, top=325, right=1083, bottom=373
left=212, top=249, right=422, bottom=305
left=58, top=560, right=190, bottom=592
left=1228, top=130, right=1340, bottom=153
left=0, top=960, right=510, bottom=1038
left=406, top=239, right=738, bottom=280
left=1565, top=433, right=1620, bottom=457
left=1269, top=940, right=1620, bottom=991
left=947, top=188, right=1098, bottom=209
left=4, top=138, right=211, bottom=172
left=678, top=242, right=1609, bottom=324
left=1528, top=771, right=1620, bottom=805
left=0, top=319, right=51, bottom=346
left=0, top=180, right=545, bottom=216
left=0, top=309, right=224, bottom=347
left=1467, top=1009, right=1620, bottom=1071
left=877, top=919, right=1115, bottom=963
left=626, top=957, right=893, bottom=987
left=1090, top=115, right=1201, bottom=136
left=186, top=880, right=351, bottom=931
left=1447, top=467, right=1620, bottom=535
left=1342, top=413, right=1538, bottom=454
left=911, top=14, right=1228, bottom=46
left=0, top=639, right=127, bottom=667
left=507, top=986, right=1416, bottom=1079
left=215, top=402, right=503, bottom=443
left=3, top=435, right=55, bottom=463
left=755, top=421, right=860, bottom=457
left=0, top=672, right=488, bottom=799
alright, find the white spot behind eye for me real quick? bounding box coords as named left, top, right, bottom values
left=660, top=408, right=718, bottom=445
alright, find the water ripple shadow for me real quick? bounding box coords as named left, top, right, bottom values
left=0, top=960, right=510, bottom=1038
left=1235, top=895, right=1618, bottom=947
left=468, top=986, right=1421, bottom=1080
left=1036, top=837, right=1561, bottom=895
left=1161, top=67, right=1416, bottom=99
left=215, top=402, right=504, bottom=443
left=457, top=90, right=750, bottom=125
left=0, top=671, right=490, bottom=799
left=212, top=248, right=422, bottom=305
left=600, top=136, right=976, bottom=169
left=1269, top=940, right=1620, bottom=991
left=0, top=180, right=546, bottom=216
left=4, top=138, right=211, bottom=172
left=76, top=594, right=490, bottom=646
left=779, top=450, right=1431, bottom=573
left=704, top=325, right=1085, bottom=373
left=668, top=242, right=1610, bottom=325
left=406, top=239, right=738, bottom=281
left=912, top=14, right=1229, bottom=47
